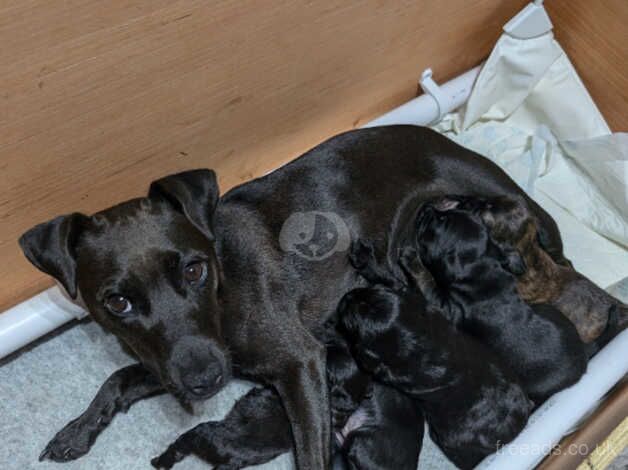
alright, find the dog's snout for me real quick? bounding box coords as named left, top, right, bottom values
left=182, top=364, right=225, bottom=397
left=168, top=336, right=230, bottom=399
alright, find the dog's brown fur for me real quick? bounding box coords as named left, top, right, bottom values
left=468, top=196, right=626, bottom=343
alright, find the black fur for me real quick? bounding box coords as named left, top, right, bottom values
left=337, top=285, right=532, bottom=469
left=412, top=200, right=592, bottom=402
left=324, top=330, right=424, bottom=470
left=19, top=126, right=567, bottom=467
left=151, top=329, right=424, bottom=469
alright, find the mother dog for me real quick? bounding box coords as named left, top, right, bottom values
left=20, top=125, right=571, bottom=469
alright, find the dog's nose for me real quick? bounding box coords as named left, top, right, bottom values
left=183, top=371, right=223, bottom=396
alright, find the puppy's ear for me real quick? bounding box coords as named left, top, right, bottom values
left=489, top=238, right=527, bottom=276
left=18, top=213, right=88, bottom=298
left=501, top=248, right=527, bottom=275
left=149, top=169, right=220, bottom=240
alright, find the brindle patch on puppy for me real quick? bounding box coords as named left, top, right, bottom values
left=442, top=195, right=626, bottom=343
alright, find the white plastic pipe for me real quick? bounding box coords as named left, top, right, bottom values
left=0, top=286, right=86, bottom=359
left=478, top=328, right=628, bottom=470
left=365, top=65, right=481, bottom=127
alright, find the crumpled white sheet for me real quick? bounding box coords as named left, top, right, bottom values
left=433, top=30, right=628, bottom=288
left=431, top=28, right=628, bottom=470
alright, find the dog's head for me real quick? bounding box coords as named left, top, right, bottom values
left=415, top=197, right=526, bottom=283
left=19, top=170, right=230, bottom=402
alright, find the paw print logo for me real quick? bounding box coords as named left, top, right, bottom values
left=279, top=211, right=351, bottom=260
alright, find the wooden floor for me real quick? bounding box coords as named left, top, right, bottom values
left=0, top=0, right=626, bottom=312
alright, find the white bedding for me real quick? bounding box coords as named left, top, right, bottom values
left=434, top=30, right=628, bottom=288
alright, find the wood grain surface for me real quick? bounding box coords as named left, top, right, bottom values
left=545, top=0, right=628, bottom=133
left=2, top=0, right=626, bottom=312
left=0, top=0, right=527, bottom=311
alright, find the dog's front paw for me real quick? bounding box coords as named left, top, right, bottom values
left=39, top=417, right=94, bottom=462
left=151, top=446, right=186, bottom=469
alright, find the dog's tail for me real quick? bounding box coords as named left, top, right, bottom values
left=585, top=304, right=619, bottom=358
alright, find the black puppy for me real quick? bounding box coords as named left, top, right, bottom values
left=324, top=329, right=425, bottom=470
left=152, top=329, right=424, bottom=470
left=337, top=284, right=532, bottom=469
left=411, top=199, right=602, bottom=403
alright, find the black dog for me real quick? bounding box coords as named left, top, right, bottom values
left=20, top=126, right=568, bottom=468
left=409, top=199, right=609, bottom=403
left=151, top=329, right=424, bottom=470
left=337, top=284, right=532, bottom=469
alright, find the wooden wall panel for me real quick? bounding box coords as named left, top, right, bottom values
left=546, top=0, right=628, bottom=131
left=1, top=0, right=529, bottom=311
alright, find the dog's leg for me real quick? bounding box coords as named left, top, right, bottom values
left=39, top=363, right=163, bottom=462
left=271, top=329, right=330, bottom=470
left=151, top=387, right=292, bottom=469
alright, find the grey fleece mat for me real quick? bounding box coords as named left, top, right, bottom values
left=2, top=276, right=627, bottom=470
left=0, top=320, right=455, bottom=470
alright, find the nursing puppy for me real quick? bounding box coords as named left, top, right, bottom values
left=447, top=195, right=626, bottom=342
left=337, top=383, right=424, bottom=470
left=152, top=330, right=424, bottom=470
left=324, top=328, right=425, bottom=470
left=337, top=284, right=532, bottom=469
left=411, top=200, right=599, bottom=402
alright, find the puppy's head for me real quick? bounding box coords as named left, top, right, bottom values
left=415, top=201, right=489, bottom=282
left=416, top=197, right=527, bottom=282
left=19, top=170, right=230, bottom=403
left=337, top=285, right=420, bottom=370
left=337, top=286, right=397, bottom=337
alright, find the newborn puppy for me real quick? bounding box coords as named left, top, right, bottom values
left=337, top=285, right=532, bottom=470
left=339, top=383, right=425, bottom=470
left=445, top=195, right=626, bottom=342
left=412, top=201, right=598, bottom=402
left=152, top=329, right=423, bottom=470
left=324, top=328, right=425, bottom=470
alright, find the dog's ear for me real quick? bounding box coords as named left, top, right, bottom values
left=149, top=169, right=220, bottom=240
left=18, top=213, right=88, bottom=298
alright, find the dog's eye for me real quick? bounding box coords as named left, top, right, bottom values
left=183, top=261, right=207, bottom=284
left=105, top=295, right=132, bottom=315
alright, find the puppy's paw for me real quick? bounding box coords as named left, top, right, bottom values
left=151, top=443, right=187, bottom=469
left=39, top=417, right=94, bottom=462
left=151, top=450, right=182, bottom=469
left=398, top=246, right=421, bottom=272
left=349, top=240, right=376, bottom=270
